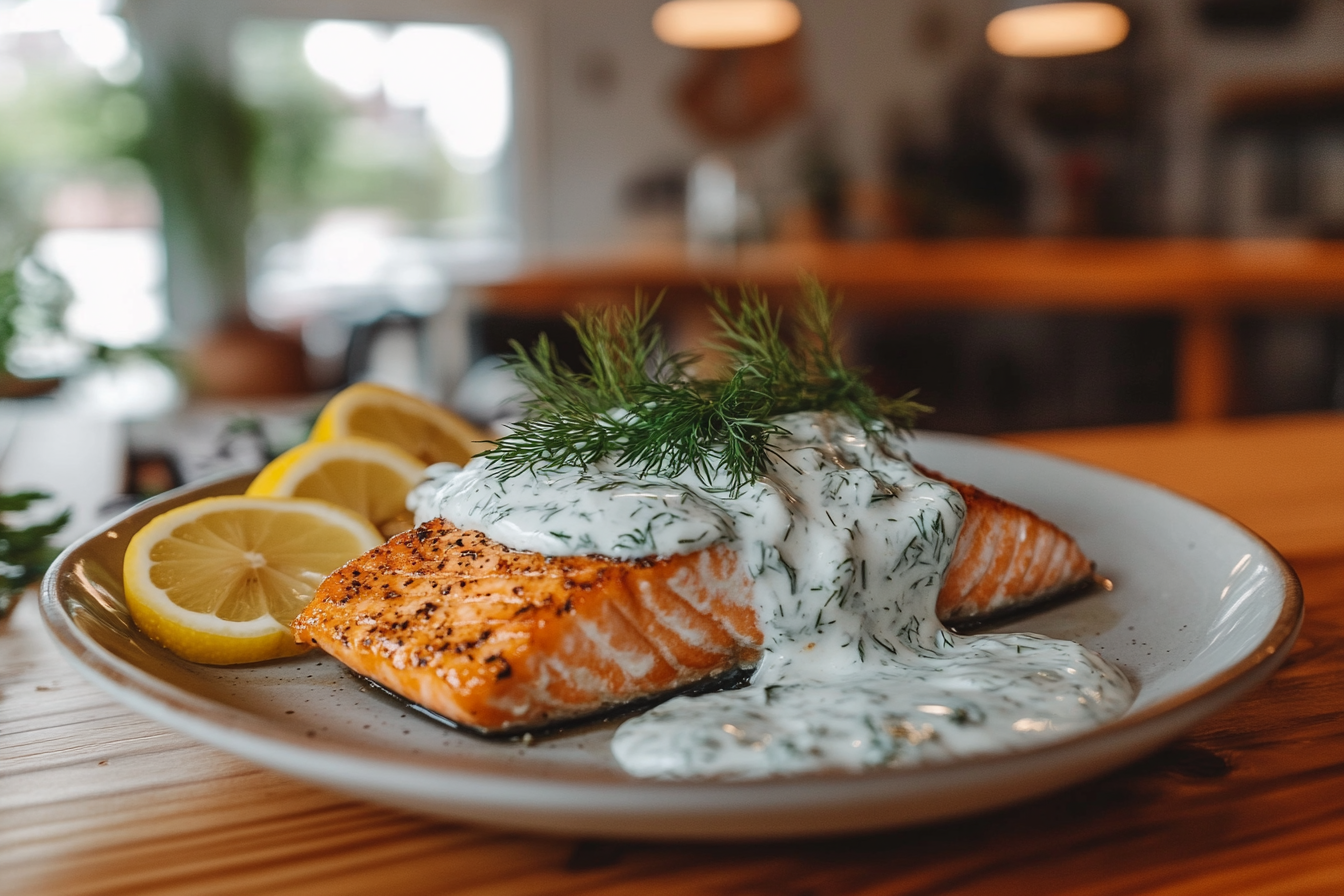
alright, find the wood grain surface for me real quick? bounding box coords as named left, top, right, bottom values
left=482, top=240, right=1344, bottom=311
left=1004, top=413, right=1344, bottom=563
left=4, top=415, right=1344, bottom=896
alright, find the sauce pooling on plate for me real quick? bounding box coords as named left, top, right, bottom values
left=410, top=412, right=1134, bottom=779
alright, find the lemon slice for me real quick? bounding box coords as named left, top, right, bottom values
left=310, top=382, right=488, bottom=466
left=247, top=436, right=426, bottom=538
left=124, top=496, right=383, bottom=665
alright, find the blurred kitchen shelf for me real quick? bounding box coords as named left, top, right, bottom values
left=479, top=239, right=1344, bottom=427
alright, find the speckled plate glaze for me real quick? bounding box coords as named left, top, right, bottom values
left=40, top=434, right=1302, bottom=839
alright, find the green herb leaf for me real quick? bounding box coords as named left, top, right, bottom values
left=485, top=279, right=929, bottom=492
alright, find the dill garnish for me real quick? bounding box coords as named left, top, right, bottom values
left=484, top=277, right=929, bottom=493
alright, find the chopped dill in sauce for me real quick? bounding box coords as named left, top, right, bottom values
left=405, top=285, right=1134, bottom=779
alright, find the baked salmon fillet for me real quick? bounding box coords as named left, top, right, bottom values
left=930, top=473, right=1095, bottom=622
left=291, top=476, right=1094, bottom=733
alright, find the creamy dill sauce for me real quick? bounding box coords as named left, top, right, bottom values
left=410, top=413, right=1134, bottom=779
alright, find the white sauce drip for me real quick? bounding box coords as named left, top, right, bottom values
left=410, top=412, right=1135, bottom=779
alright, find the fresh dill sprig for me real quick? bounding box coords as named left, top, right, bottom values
left=508, top=294, right=690, bottom=416
left=710, top=275, right=928, bottom=432
left=485, top=279, right=929, bottom=492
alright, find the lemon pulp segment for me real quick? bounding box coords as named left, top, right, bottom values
left=310, top=382, right=485, bottom=466
left=285, top=457, right=415, bottom=534
left=147, top=506, right=367, bottom=622
left=344, top=403, right=470, bottom=465
left=123, top=496, right=383, bottom=665
left=246, top=437, right=426, bottom=537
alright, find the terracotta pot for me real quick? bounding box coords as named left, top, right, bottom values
left=0, top=373, right=62, bottom=399
left=189, top=321, right=310, bottom=398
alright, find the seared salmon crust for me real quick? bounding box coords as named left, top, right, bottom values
left=292, top=522, right=764, bottom=732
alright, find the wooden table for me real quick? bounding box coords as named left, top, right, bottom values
left=480, top=239, right=1344, bottom=422
left=4, top=414, right=1344, bottom=895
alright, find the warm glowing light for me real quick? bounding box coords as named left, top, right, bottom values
left=653, top=0, right=801, bottom=50
left=986, top=2, right=1129, bottom=58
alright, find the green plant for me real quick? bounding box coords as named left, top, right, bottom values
left=137, top=60, right=256, bottom=319
left=0, top=491, right=69, bottom=618
left=0, top=264, right=18, bottom=369
left=0, top=255, right=78, bottom=380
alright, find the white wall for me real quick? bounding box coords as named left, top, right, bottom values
left=530, top=0, right=1344, bottom=248
left=532, top=0, right=993, bottom=253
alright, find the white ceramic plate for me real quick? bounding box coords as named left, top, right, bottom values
left=40, top=434, right=1302, bottom=839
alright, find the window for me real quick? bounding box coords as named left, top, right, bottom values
left=230, top=18, right=516, bottom=336
left=0, top=0, right=167, bottom=360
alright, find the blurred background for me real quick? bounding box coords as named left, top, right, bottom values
left=2, top=0, right=1343, bottom=531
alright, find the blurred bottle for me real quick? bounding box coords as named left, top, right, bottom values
left=686, top=153, right=739, bottom=255
left=799, top=124, right=845, bottom=238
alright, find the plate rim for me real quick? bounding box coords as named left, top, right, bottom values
left=38, top=436, right=1304, bottom=804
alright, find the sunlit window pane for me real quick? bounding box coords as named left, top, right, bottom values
left=37, top=227, right=167, bottom=348
left=0, top=0, right=162, bottom=379
left=232, top=18, right=516, bottom=336
left=383, top=25, right=511, bottom=170
left=302, top=20, right=385, bottom=100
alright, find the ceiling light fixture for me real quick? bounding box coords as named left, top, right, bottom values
left=653, top=0, right=801, bottom=50
left=986, top=2, right=1129, bottom=58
